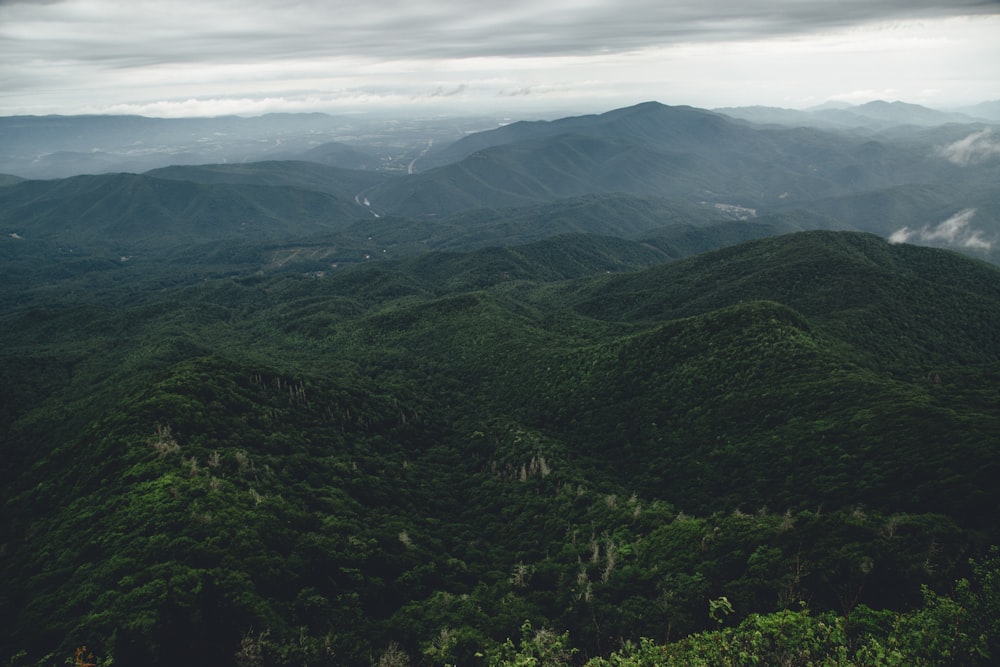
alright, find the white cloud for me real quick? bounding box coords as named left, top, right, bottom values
left=889, top=208, right=992, bottom=251
left=923, top=208, right=978, bottom=243
left=888, top=227, right=916, bottom=244
left=962, top=229, right=993, bottom=250
left=938, top=129, right=1000, bottom=166
left=1, top=1, right=998, bottom=115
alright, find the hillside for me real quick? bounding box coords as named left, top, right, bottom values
left=0, top=172, right=369, bottom=250
left=5, top=100, right=997, bottom=265
left=365, top=102, right=994, bottom=229
left=145, top=161, right=388, bottom=203
left=2, top=230, right=1000, bottom=665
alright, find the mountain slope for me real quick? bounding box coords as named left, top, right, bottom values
left=367, top=101, right=982, bottom=219
left=0, top=172, right=368, bottom=249
left=574, top=230, right=1000, bottom=366
left=145, top=160, right=387, bottom=202
left=421, top=102, right=740, bottom=167
left=3, top=231, right=999, bottom=665
left=288, top=141, right=380, bottom=169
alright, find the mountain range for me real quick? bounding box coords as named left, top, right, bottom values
left=717, top=99, right=997, bottom=128
left=3, top=100, right=997, bottom=261
left=2, top=100, right=1000, bottom=666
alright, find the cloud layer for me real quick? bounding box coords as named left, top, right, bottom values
left=1, top=0, right=998, bottom=115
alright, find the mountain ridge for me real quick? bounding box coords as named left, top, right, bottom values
left=0, top=171, right=369, bottom=249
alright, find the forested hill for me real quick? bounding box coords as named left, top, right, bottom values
left=2, top=229, right=1000, bottom=666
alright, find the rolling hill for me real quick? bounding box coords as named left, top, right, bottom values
left=2, top=229, right=1000, bottom=665
left=0, top=172, right=369, bottom=250
left=145, top=161, right=388, bottom=203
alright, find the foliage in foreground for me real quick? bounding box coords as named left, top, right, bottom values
left=480, top=550, right=1000, bottom=667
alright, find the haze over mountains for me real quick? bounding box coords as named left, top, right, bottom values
left=717, top=99, right=1000, bottom=128
left=2, top=99, right=998, bottom=263
left=3, top=100, right=1000, bottom=665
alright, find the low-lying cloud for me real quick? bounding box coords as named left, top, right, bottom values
left=889, top=208, right=992, bottom=250
left=938, top=129, right=1000, bottom=165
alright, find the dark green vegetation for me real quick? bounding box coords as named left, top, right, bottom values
left=3, top=228, right=1000, bottom=665
left=2, top=101, right=1000, bottom=665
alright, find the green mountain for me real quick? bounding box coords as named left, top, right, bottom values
left=419, top=102, right=734, bottom=167
left=145, top=161, right=387, bottom=203
left=3, top=230, right=1000, bottom=665
left=367, top=101, right=987, bottom=221
left=8, top=101, right=993, bottom=261
left=0, top=172, right=369, bottom=251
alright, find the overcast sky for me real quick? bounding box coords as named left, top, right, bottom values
left=1, top=0, right=998, bottom=118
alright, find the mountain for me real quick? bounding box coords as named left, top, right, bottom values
left=713, top=105, right=832, bottom=127
left=287, top=141, right=381, bottom=170
left=0, top=172, right=368, bottom=250
left=639, top=209, right=849, bottom=259
left=365, top=132, right=736, bottom=216
left=420, top=102, right=748, bottom=168
left=362, top=101, right=990, bottom=221
left=844, top=100, right=980, bottom=125
left=717, top=100, right=983, bottom=128
left=145, top=160, right=388, bottom=203
left=958, top=100, right=1000, bottom=122
left=4, top=102, right=997, bottom=261
left=3, top=229, right=1000, bottom=665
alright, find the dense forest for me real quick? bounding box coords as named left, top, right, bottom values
left=2, top=102, right=1000, bottom=665
left=3, top=229, right=1000, bottom=666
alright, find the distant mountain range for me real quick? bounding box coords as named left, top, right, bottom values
left=0, top=171, right=368, bottom=250
left=3, top=100, right=997, bottom=265
left=368, top=102, right=996, bottom=219
left=716, top=99, right=1000, bottom=127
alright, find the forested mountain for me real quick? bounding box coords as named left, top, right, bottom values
left=3, top=102, right=997, bottom=260
left=2, top=101, right=1000, bottom=666
left=3, top=227, right=1000, bottom=666
left=145, top=161, right=388, bottom=202
left=0, top=173, right=369, bottom=254
left=358, top=103, right=999, bottom=258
